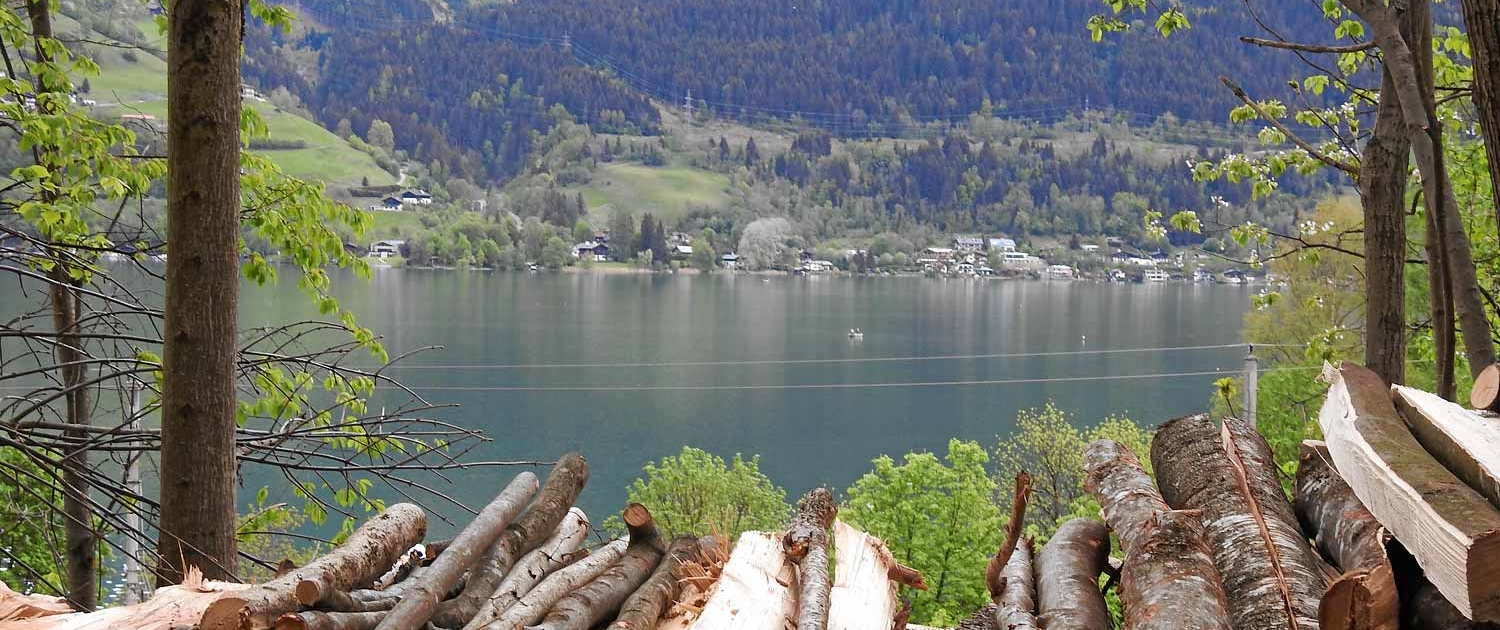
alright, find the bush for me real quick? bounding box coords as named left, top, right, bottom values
left=612, top=447, right=789, bottom=540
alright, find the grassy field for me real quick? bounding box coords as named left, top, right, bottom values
left=363, top=210, right=426, bottom=239
left=567, top=161, right=732, bottom=224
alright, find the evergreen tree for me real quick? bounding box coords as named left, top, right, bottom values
left=744, top=137, right=759, bottom=165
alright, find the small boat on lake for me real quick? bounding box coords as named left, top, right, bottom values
left=849, top=328, right=864, bottom=339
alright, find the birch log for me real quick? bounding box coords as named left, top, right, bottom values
left=1295, top=440, right=1398, bottom=630
left=785, top=488, right=838, bottom=630
left=460, top=508, right=590, bottom=630
left=374, top=473, right=539, bottom=630
left=432, top=454, right=591, bottom=628
left=826, top=520, right=899, bottom=630
left=1034, top=518, right=1110, bottom=630
left=473, top=540, right=627, bottom=630
left=1320, top=362, right=1500, bottom=621
left=1393, top=385, right=1500, bottom=507
left=1083, top=439, right=1230, bottom=630
left=199, top=503, right=428, bottom=630
left=1152, top=414, right=1328, bottom=630
left=688, top=531, right=796, bottom=630
left=3, top=581, right=250, bottom=630
left=992, top=540, right=1040, bottom=630
left=528, top=504, right=666, bottom=630
left=607, top=535, right=700, bottom=630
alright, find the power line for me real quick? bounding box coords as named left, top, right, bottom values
left=375, top=343, right=1296, bottom=371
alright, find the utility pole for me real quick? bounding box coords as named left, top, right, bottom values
left=1243, top=345, right=1258, bottom=426
left=684, top=89, right=693, bottom=116
left=121, top=378, right=144, bottom=605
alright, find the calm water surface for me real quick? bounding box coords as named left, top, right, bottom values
left=237, top=270, right=1251, bottom=532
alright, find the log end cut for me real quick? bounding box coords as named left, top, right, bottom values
left=1472, top=363, right=1500, bottom=411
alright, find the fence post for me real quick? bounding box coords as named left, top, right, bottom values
left=1243, top=345, right=1258, bottom=426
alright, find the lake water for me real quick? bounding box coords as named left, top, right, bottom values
left=237, top=269, right=1252, bottom=532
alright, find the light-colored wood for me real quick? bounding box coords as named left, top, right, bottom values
left=2, top=581, right=250, bottom=630
left=474, top=539, right=626, bottom=630
left=826, top=520, right=897, bottom=630
left=1319, top=362, right=1500, bottom=622
left=1394, top=385, right=1500, bottom=508
left=460, top=508, right=590, bottom=630
left=687, top=531, right=796, bottom=630
left=1470, top=364, right=1500, bottom=411
left=0, top=582, right=71, bottom=622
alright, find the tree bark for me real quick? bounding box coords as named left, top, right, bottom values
left=374, top=473, right=539, bottom=630
left=1294, top=441, right=1398, bottom=630
left=607, top=535, right=699, bottom=630
left=461, top=508, right=591, bottom=630
left=1461, top=0, right=1500, bottom=231
left=372, top=545, right=429, bottom=592
left=1360, top=59, right=1411, bottom=387
left=987, top=472, right=1031, bottom=603
left=475, top=539, right=628, bottom=630
left=432, top=454, right=590, bottom=628
left=956, top=605, right=998, bottom=630
left=1425, top=203, right=1457, bottom=400
left=1152, top=415, right=1329, bottom=630
left=1083, top=439, right=1231, bottom=630
left=1034, top=518, right=1110, bottom=630
left=785, top=488, right=837, bottom=630
left=156, top=0, right=244, bottom=587
left=993, top=540, right=1040, bottom=630
left=528, top=504, right=666, bottom=630
left=198, top=503, right=428, bottom=630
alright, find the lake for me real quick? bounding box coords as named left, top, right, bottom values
left=237, top=269, right=1253, bottom=533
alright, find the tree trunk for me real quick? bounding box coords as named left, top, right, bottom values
left=1152, top=415, right=1329, bottom=630
left=1360, top=58, right=1411, bottom=387
left=474, top=540, right=627, bottom=630
left=23, top=0, right=98, bottom=610
left=528, top=504, right=666, bottom=630
left=607, top=535, right=700, bottom=630
left=156, top=0, right=244, bottom=587
left=993, top=540, right=1040, bottom=630
left=987, top=472, right=1031, bottom=603
left=785, top=488, right=837, bottom=630
left=1083, top=439, right=1231, bottom=630
left=1425, top=205, right=1457, bottom=400
left=461, top=508, right=591, bottom=630
left=1294, top=441, right=1398, bottom=630
left=374, top=473, right=539, bottom=630
left=1459, top=0, right=1500, bottom=232
left=1034, top=518, right=1110, bottom=630
left=198, top=503, right=428, bottom=630
left=432, top=453, right=590, bottom=628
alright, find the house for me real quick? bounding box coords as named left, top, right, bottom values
left=988, top=238, right=1017, bottom=252
left=799, top=260, right=836, bottom=274
left=953, top=236, right=986, bottom=251
left=976, top=266, right=996, bottom=277
left=1192, top=268, right=1216, bottom=283
left=1045, top=264, right=1075, bottom=278
left=370, top=196, right=403, bottom=211
left=1080, top=243, right=1100, bottom=253
left=574, top=241, right=610, bottom=262
left=923, top=247, right=956, bottom=261
left=721, top=253, right=740, bottom=269
left=401, top=190, right=433, bottom=205
left=369, top=239, right=406, bottom=259
left=669, top=232, right=693, bottom=246
left=955, top=262, right=975, bottom=275
left=1000, top=251, right=1043, bottom=270
left=673, top=244, right=694, bottom=260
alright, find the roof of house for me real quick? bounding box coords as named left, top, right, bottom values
left=402, top=189, right=431, bottom=198
left=989, top=238, right=1017, bottom=249
left=674, top=244, right=695, bottom=254
left=371, top=239, right=406, bottom=248
left=953, top=236, right=985, bottom=246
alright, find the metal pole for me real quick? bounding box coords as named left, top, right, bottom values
left=1244, top=345, right=1259, bottom=425
left=121, top=378, right=143, bottom=605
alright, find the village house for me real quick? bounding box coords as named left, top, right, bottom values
left=720, top=252, right=740, bottom=269
left=401, top=190, right=434, bottom=205
left=369, top=196, right=403, bottom=212
left=1193, top=268, right=1216, bottom=283
left=989, top=238, right=1017, bottom=252
left=369, top=239, right=406, bottom=259
left=1080, top=243, right=1100, bottom=253
left=798, top=259, right=836, bottom=274
left=952, top=236, right=986, bottom=251
left=574, top=241, right=610, bottom=262
left=673, top=244, right=694, bottom=261
left=1045, top=264, right=1075, bottom=278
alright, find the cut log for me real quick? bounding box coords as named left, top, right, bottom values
left=199, top=502, right=428, bottom=630
left=274, top=610, right=382, bottom=630
left=1295, top=440, right=1398, bottom=630
left=1083, top=438, right=1231, bottom=630
left=1320, top=362, right=1500, bottom=621
left=826, top=520, right=899, bottom=630
left=373, top=473, right=539, bottom=630
left=688, top=531, right=797, bottom=630
left=1034, top=518, right=1110, bottom=630
left=986, top=471, right=1031, bottom=602
left=1406, top=581, right=1500, bottom=630
left=785, top=488, right=838, bottom=630
left=432, top=454, right=590, bottom=628
left=461, top=508, right=590, bottom=630
left=371, top=544, right=427, bottom=591
left=528, top=504, right=667, bottom=630
left=4, top=580, right=251, bottom=630
left=1152, top=414, right=1329, bottom=630
left=472, top=539, right=627, bottom=630
left=1472, top=364, right=1500, bottom=412
left=992, top=540, right=1039, bottom=630
left=608, top=535, right=700, bottom=630
left=1394, top=385, right=1500, bottom=507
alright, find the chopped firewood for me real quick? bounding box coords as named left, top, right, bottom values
left=689, top=531, right=796, bottom=630
left=785, top=488, right=838, bottom=630
left=607, top=535, right=700, bottom=630
left=1084, top=438, right=1230, bottom=630
left=1471, top=363, right=1500, bottom=412
left=1320, top=362, right=1500, bottom=622
left=199, top=502, right=428, bottom=630
left=528, top=504, right=666, bottom=630
left=373, top=473, right=539, bottom=630
left=827, top=520, right=899, bottom=630
left=1034, top=518, right=1110, bottom=630
left=993, top=540, right=1040, bottom=630
left=1153, top=414, right=1330, bottom=630
left=6, top=580, right=251, bottom=630
left=431, top=453, right=590, bottom=628
left=470, top=539, right=627, bottom=630
left=1394, top=385, right=1500, bottom=507
left=1295, top=440, right=1398, bottom=630
left=460, top=508, right=590, bottom=630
